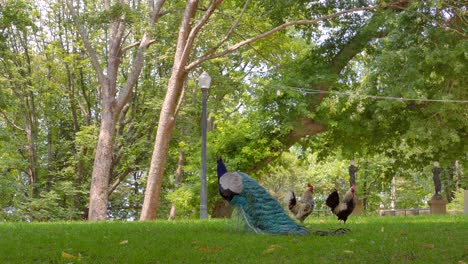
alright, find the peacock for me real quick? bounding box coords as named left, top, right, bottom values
left=217, top=158, right=309, bottom=235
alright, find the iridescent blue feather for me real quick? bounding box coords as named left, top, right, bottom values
left=229, top=172, right=309, bottom=235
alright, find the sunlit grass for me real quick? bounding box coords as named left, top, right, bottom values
left=0, top=215, right=466, bottom=263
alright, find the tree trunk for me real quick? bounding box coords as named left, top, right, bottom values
left=25, top=123, right=39, bottom=198
left=140, top=70, right=188, bottom=220
left=88, top=106, right=117, bottom=220
left=46, top=129, right=54, bottom=192
left=140, top=0, right=199, bottom=220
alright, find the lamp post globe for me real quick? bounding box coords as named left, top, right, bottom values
left=198, top=71, right=211, bottom=89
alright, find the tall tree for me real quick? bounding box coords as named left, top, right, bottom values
left=66, top=0, right=165, bottom=220
left=140, top=0, right=376, bottom=220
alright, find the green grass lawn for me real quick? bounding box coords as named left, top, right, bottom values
left=0, top=214, right=466, bottom=263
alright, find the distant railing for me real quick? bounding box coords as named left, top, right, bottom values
left=378, top=209, right=463, bottom=216
left=312, top=208, right=463, bottom=217
left=378, top=209, right=430, bottom=216
left=311, top=210, right=333, bottom=217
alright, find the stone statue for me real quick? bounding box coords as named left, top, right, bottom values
left=432, top=161, right=442, bottom=195
left=349, top=160, right=357, bottom=187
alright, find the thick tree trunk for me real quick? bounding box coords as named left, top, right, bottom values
left=140, top=0, right=199, bottom=221
left=88, top=106, right=117, bottom=220
left=140, top=71, right=187, bottom=220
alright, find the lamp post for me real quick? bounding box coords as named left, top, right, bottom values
left=198, top=71, right=211, bottom=219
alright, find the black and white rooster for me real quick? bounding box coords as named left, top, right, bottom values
left=325, top=185, right=356, bottom=223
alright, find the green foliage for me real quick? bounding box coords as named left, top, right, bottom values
left=166, top=185, right=197, bottom=217
left=80, top=3, right=141, bottom=27
left=0, top=0, right=35, bottom=32
left=75, top=125, right=98, bottom=150
left=0, top=0, right=466, bottom=222
left=305, top=1, right=468, bottom=171
left=14, top=182, right=85, bottom=221
left=211, top=111, right=284, bottom=172
left=395, top=177, right=433, bottom=209
left=447, top=189, right=466, bottom=211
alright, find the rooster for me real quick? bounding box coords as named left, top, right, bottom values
left=325, top=185, right=356, bottom=223
left=217, top=158, right=309, bottom=235
left=287, top=183, right=315, bottom=223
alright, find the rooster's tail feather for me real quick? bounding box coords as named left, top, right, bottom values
left=326, top=190, right=340, bottom=210
left=286, top=191, right=296, bottom=210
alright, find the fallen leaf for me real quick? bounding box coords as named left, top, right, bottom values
left=380, top=227, right=384, bottom=232
left=458, top=260, right=466, bottom=264
left=319, top=220, right=325, bottom=223
left=263, top=244, right=281, bottom=254
left=422, top=244, right=435, bottom=249
left=61, top=251, right=79, bottom=260
left=349, top=239, right=356, bottom=243
left=199, top=247, right=220, bottom=253
left=119, top=240, right=128, bottom=245
left=343, top=250, right=354, bottom=254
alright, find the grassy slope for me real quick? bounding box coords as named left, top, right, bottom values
left=0, top=215, right=467, bottom=263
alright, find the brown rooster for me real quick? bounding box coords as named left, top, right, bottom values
left=287, top=183, right=315, bottom=223
left=326, top=185, right=356, bottom=223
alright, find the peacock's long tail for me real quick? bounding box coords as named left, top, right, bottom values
left=229, top=172, right=309, bottom=235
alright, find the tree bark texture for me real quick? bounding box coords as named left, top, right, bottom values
left=140, top=69, right=189, bottom=220
left=87, top=106, right=117, bottom=220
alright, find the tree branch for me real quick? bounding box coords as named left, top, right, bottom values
left=180, top=0, right=224, bottom=64
left=108, top=168, right=133, bottom=195
left=203, top=0, right=251, bottom=58
left=0, top=109, right=25, bottom=132
left=115, top=0, right=167, bottom=112
left=66, top=0, right=106, bottom=86
left=185, top=6, right=377, bottom=71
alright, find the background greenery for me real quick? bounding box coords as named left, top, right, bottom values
left=0, top=0, right=466, bottom=221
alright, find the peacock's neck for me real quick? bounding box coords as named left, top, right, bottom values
left=216, top=162, right=228, bottom=178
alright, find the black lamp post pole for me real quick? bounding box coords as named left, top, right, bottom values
left=200, top=87, right=208, bottom=219
left=198, top=72, right=211, bottom=219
